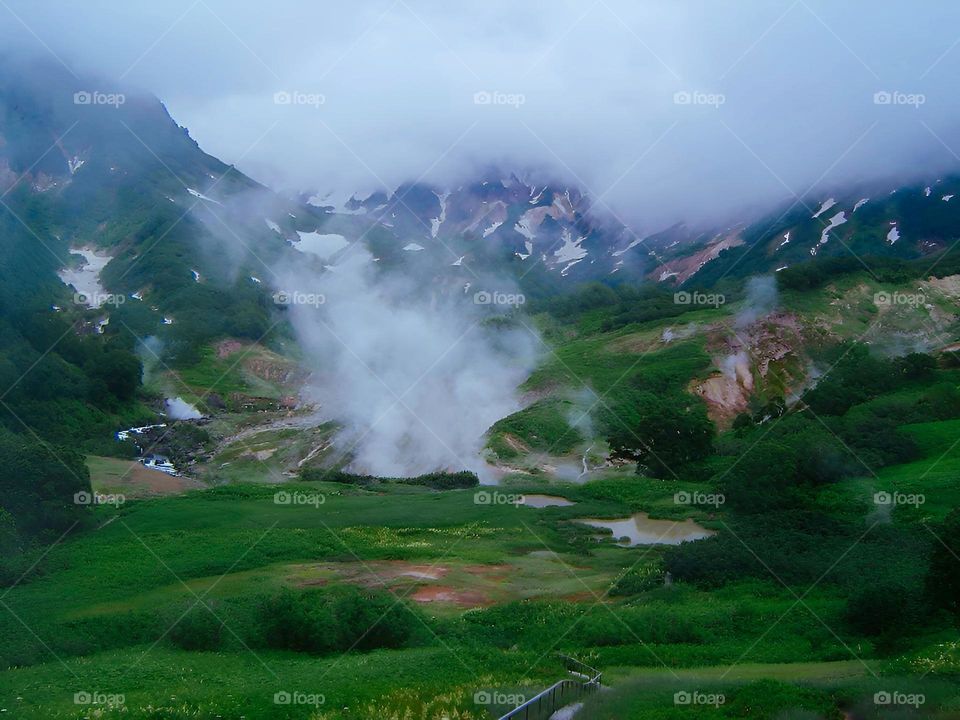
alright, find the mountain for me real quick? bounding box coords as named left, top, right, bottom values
left=302, top=173, right=660, bottom=295
left=0, top=58, right=350, bottom=365
left=303, top=169, right=960, bottom=302
left=691, top=178, right=960, bottom=286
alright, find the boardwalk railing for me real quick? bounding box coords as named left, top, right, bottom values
left=497, top=656, right=601, bottom=720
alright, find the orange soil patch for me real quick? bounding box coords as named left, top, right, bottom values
left=291, top=561, right=509, bottom=607
left=463, top=564, right=511, bottom=582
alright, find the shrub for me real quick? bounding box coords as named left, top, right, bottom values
left=608, top=564, right=664, bottom=596
left=259, top=586, right=418, bottom=655
left=166, top=603, right=225, bottom=651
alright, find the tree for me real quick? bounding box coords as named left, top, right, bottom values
left=0, top=428, right=91, bottom=539
left=719, top=441, right=800, bottom=513
left=606, top=391, right=714, bottom=478
left=927, top=509, right=960, bottom=617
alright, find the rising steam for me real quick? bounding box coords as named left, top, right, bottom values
left=277, top=248, right=538, bottom=480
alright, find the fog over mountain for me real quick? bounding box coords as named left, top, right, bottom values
left=3, top=0, right=960, bottom=230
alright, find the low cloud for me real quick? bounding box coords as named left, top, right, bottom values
left=2, top=1, right=959, bottom=230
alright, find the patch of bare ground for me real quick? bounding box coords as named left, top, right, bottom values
left=501, top=433, right=530, bottom=454
left=216, top=338, right=244, bottom=359
left=291, top=561, right=511, bottom=607
left=410, top=586, right=491, bottom=606
left=692, top=312, right=805, bottom=426
left=89, top=456, right=204, bottom=497
left=650, top=229, right=745, bottom=285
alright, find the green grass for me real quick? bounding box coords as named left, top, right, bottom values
left=198, top=423, right=341, bottom=484
left=487, top=398, right=584, bottom=458
left=577, top=667, right=960, bottom=720
left=0, top=645, right=556, bottom=719
left=822, top=418, right=960, bottom=523
left=164, top=342, right=295, bottom=402
left=6, top=275, right=960, bottom=717
left=524, top=331, right=711, bottom=396
left=0, top=474, right=909, bottom=717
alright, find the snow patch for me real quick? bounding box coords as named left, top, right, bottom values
left=295, top=232, right=350, bottom=258
left=515, top=241, right=534, bottom=261
left=887, top=225, right=900, bottom=244
left=58, top=248, right=112, bottom=307
left=818, top=211, right=847, bottom=245
left=404, top=242, right=425, bottom=252
left=187, top=188, right=221, bottom=205
left=853, top=198, right=869, bottom=212
left=482, top=221, right=503, bottom=238
left=560, top=258, right=584, bottom=276
left=514, top=217, right=537, bottom=241
left=116, top=424, right=166, bottom=442
left=430, top=191, right=449, bottom=238
left=613, top=237, right=644, bottom=257
left=812, top=198, right=836, bottom=218
left=553, top=230, right=588, bottom=264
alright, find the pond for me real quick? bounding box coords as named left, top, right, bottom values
left=577, top=512, right=714, bottom=546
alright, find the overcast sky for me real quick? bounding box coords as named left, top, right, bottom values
left=4, top=0, right=959, bottom=228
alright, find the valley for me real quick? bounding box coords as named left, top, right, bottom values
left=0, top=18, right=959, bottom=718
left=4, top=261, right=960, bottom=717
